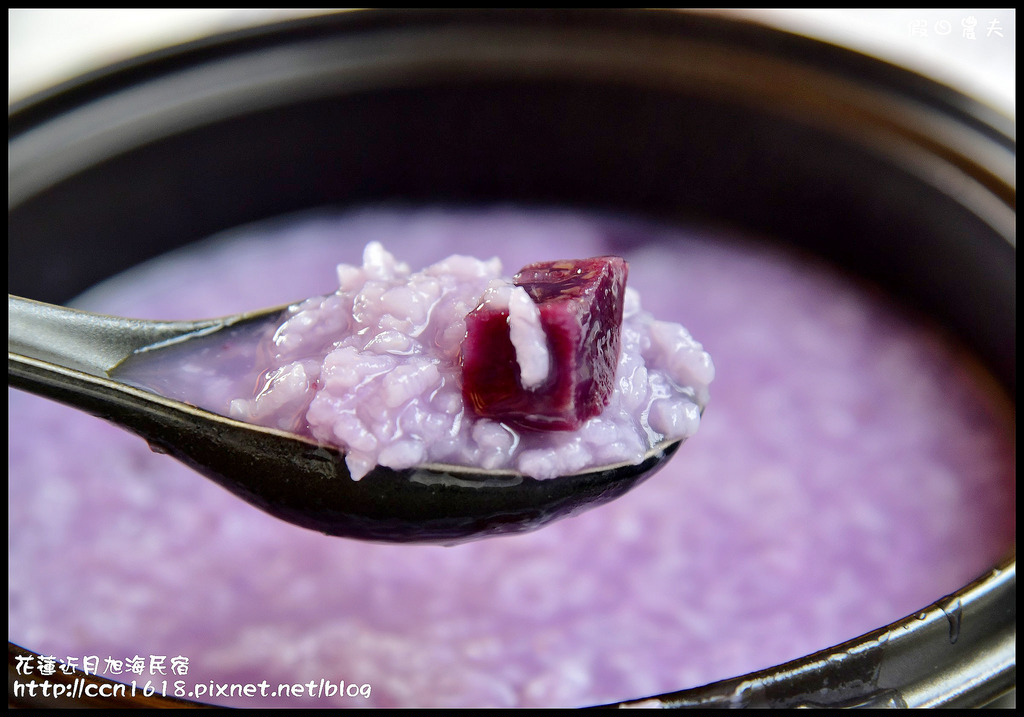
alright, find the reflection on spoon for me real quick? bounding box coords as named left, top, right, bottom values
left=8, top=295, right=684, bottom=544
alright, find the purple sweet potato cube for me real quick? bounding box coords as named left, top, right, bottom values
left=461, top=256, right=628, bottom=430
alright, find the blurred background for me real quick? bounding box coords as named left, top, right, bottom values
left=8, top=9, right=1015, bottom=118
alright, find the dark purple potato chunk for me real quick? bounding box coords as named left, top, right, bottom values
left=462, top=256, right=628, bottom=431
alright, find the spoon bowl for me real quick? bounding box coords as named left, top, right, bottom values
left=8, top=294, right=682, bottom=544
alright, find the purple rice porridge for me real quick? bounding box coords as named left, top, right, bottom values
left=8, top=207, right=1015, bottom=708
left=113, top=242, right=710, bottom=482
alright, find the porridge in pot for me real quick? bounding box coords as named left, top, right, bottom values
left=8, top=207, right=1015, bottom=708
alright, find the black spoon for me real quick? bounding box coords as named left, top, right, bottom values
left=8, top=295, right=683, bottom=544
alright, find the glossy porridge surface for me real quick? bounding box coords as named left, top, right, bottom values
left=8, top=207, right=1015, bottom=708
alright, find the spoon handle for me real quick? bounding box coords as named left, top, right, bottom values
left=8, top=295, right=222, bottom=376
left=8, top=295, right=216, bottom=447
left=8, top=296, right=286, bottom=500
